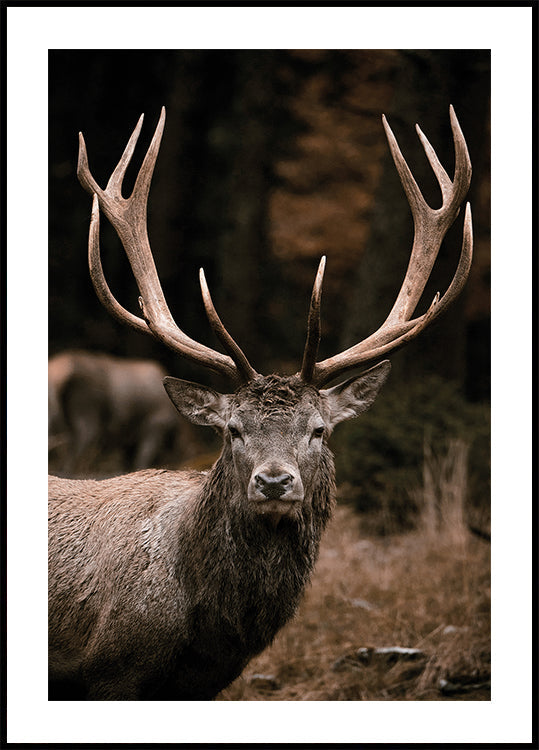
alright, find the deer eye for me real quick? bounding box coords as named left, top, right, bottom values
left=228, top=424, right=242, bottom=440
left=311, top=426, right=325, bottom=440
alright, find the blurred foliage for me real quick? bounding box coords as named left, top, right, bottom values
left=331, top=376, right=490, bottom=535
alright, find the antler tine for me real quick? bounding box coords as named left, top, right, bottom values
left=301, top=107, right=473, bottom=387
left=88, top=193, right=149, bottom=334
left=382, top=105, right=471, bottom=325
left=78, top=108, right=256, bottom=383
left=300, top=256, right=326, bottom=382
left=199, top=269, right=258, bottom=383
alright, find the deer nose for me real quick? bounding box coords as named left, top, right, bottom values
left=254, top=472, right=293, bottom=500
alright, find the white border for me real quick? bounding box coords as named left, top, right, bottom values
left=6, top=4, right=534, bottom=745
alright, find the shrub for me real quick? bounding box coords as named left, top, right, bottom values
left=331, top=375, right=490, bottom=535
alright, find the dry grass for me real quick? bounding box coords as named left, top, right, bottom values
left=217, top=499, right=490, bottom=701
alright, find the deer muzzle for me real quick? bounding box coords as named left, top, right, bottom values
left=248, top=463, right=304, bottom=519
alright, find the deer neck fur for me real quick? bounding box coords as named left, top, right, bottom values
left=179, top=443, right=336, bottom=655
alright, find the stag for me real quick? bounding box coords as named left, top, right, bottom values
left=48, top=106, right=472, bottom=700
left=48, top=350, right=197, bottom=476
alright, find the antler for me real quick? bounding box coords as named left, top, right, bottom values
left=300, top=105, right=473, bottom=387
left=78, top=106, right=257, bottom=384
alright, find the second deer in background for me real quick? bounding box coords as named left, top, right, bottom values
left=48, top=350, right=200, bottom=476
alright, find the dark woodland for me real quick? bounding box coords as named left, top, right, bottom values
left=49, top=50, right=490, bottom=395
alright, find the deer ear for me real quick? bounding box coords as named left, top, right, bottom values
left=163, top=377, right=229, bottom=429
left=320, top=360, right=391, bottom=430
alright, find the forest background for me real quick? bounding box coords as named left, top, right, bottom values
left=49, top=49, right=490, bottom=395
